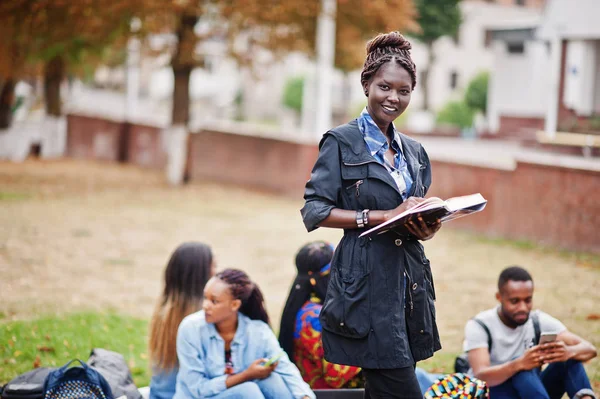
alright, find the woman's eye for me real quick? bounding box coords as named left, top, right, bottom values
left=380, top=85, right=389, bottom=90
left=401, top=90, right=409, bottom=95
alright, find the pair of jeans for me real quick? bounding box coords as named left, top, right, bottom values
left=490, top=359, right=595, bottom=399
left=363, top=366, right=422, bottom=399
left=211, top=373, right=294, bottom=399
left=414, top=367, right=444, bottom=395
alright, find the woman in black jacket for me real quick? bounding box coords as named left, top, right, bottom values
left=301, top=32, right=442, bottom=399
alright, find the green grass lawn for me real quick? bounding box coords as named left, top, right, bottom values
left=0, top=311, right=466, bottom=387
left=0, top=313, right=150, bottom=387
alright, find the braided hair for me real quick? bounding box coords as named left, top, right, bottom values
left=215, top=268, right=270, bottom=325
left=360, top=31, right=417, bottom=92
left=278, top=241, right=334, bottom=363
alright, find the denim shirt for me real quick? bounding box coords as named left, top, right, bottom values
left=174, top=310, right=315, bottom=399
left=357, top=107, right=414, bottom=200
left=149, top=367, right=177, bottom=399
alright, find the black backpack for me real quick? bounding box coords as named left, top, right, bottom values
left=455, top=312, right=540, bottom=373
left=1, top=368, right=56, bottom=399
left=43, top=359, right=113, bottom=399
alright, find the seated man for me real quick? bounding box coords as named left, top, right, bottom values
left=464, top=266, right=597, bottom=399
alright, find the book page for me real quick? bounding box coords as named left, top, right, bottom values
left=444, top=193, right=486, bottom=212
left=360, top=193, right=487, bottom=238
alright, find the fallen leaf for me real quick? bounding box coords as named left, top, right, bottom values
left=139, top=353, right=147, bottom=360
left=63, top=340, right=70, bottom=348
left=37, top=346, right=55, bottom=353
left=33, top=356, right=41, bottom=369
left=9, top=358, right=16, bottom=364
left=586, top=313, right=600, bottom=321
left=14, top=350, right=22, bottom=357
left=45, top=335, right=51, bottom=341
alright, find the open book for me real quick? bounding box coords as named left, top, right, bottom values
left=359, top=193, right=487, bottom=238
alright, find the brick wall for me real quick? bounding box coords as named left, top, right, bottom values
left=127, top=123, right=167, bottom=169
left=66, top=114, right=167, bottom=168
left=427, top=161, right=600, bottom=253
left=65, top=114, right=599, bottom=253
left=66, top=114, right=126, bottom=161
left=188, top=129, right=319, bottom=197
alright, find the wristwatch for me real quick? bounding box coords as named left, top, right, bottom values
left=363, top=209, right=370, bottom=227
left=356, top=210, right=365, bottom=228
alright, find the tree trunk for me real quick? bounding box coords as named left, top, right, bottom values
left=172, top=65, right=192, bottom=125
left=0, top=79, right=16, bottom=129
left=421, top=41, right=435, bottom=111
left=171, top=14, right=197, bottom=126
left=44, top=55, right=65, bottom=117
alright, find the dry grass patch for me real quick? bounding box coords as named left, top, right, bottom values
left=1, top=159, right=598, bottom=386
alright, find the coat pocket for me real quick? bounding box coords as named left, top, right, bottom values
left=320, top=267, right=371, bottom=339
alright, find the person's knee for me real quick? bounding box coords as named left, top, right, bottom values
left=511, top=370, right=549, bottom=399
left=221, top=381, right=264, bottom=398
left=512, top=369, right=540, bottom=381
left=256, top=374, right=293, bottom=399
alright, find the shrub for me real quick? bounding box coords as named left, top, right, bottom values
left=464, top=71, right=489, bottom=115
left=282, top=76, right=304, bottom=113
left=436, top=100, right=475, bottom=129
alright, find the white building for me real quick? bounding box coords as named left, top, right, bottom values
left=487, top=0, right=600, bottom=136
left=409, top=0, right=543, bottom=112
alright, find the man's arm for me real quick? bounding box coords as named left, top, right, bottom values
left=541, top=330, right=597, bottom=364
left=469, top=346, right=543, bottom=387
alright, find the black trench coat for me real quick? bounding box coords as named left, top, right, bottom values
left=301, top=120, right=441, bottom=369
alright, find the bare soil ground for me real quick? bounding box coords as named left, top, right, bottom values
left=1, top=159, right=598, bottom=384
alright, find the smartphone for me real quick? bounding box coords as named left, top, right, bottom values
left=538, top=333, right=557, bottom=345
left=263, top=351, right=285, bottom=367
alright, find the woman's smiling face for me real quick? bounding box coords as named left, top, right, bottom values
left=363, top=61, right=412, bottom=134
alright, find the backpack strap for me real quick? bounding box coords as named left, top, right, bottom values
left=473, top=318, right=492, bottom=352
left=532, top=311, right=541, bottom=345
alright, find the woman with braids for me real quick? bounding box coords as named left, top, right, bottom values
left=279, top=241, right=362, bottom=389
left=174, top=268, right=315, bottom=399
left=149, top=242, right=216, bottom=399
left=301, top=31, right=442, bottom=398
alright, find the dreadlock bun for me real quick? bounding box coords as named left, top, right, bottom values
left=366, top=31, right=412, bottom=55
left=361, top=31, right=417, bottom=90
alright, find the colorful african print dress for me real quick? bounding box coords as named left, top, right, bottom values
left=293, top=295, right=363, bottom=389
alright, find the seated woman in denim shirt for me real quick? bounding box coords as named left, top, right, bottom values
left=174, top=268, right=315, bottom=399
left=149, top=242, right=215, bottom=399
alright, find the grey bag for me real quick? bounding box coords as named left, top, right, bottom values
left=87, top=349, right=142, bottom=399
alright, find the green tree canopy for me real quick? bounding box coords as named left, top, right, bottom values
left=411, top=0, right=462, bottom=111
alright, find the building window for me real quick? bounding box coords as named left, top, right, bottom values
left=450, top=71, right=459, bottom=89
left=507, top=42, right=525, bottom=54
left=515, top=0, right=525, bottom=5
left=484, top=30, right=493, bottom=48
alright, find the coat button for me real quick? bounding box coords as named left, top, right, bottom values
left=395, top=239, right=403, bottom=246
left=340, top=322, right=344, bottom=326
left=420, top=330, right=424, bottom=334
left=412, top=283, right=418, bottom=291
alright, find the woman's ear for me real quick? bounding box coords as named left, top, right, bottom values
left=231, top=298, right=242, bottom=312
left=362, top=81, right=369, bottom=97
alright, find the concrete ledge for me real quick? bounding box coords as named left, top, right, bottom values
left=536, top=130, right=600, bottom=148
